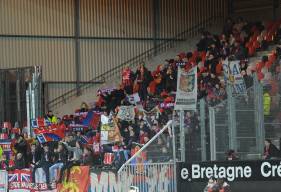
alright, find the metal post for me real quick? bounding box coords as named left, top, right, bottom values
left=179, top=110, right=185, bottom=162
left=4, top=73, right=10, bottom=122
left=254, top=74, right=265, bottom=153
left=0, top=71, right=4, bottom=124
left=272, top=0, right=279, bottom=20
left=200, top=99, right=206, bottom=161
left=43, top=83, right=49, bottom=113
left=74, top=0, right=81, bottom=96
left=227, top=83, right=237, bottom=151
left=16, top=70, right=21, bottom=126
left=228, top=0, right=234, bottom=16
left=26, top=89, right=31, bottom=137
left=172, top=113, right=178, bottom=192
left=209, top=107, right=216, bottom=161
left=33, top=66, right=43, bottom=117
left=153, top=0, right=160, bottom=56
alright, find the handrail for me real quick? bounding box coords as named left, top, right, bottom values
left=48, top=16, right=220, bottom=109
left=118, top=120, right=173, bottom=174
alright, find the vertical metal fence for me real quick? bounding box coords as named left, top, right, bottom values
left=118, top=120, right=178, bottom=192
left=209, top=74, right=265, bottom=160
left=175, top=100, right=207, bottom=163
left=263, top=70, right=281, bottom=150
left=0, top=67, right=40, bottom=127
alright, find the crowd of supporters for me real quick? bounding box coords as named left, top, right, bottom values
left=0, top=17, right=281, bottom=188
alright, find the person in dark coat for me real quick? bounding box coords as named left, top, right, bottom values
left=263, top=139, right=281, bottom=159
left=32, top=144, right=53, bottom=185
left=81, top=146, right=94, bottom=166
left=28, top=143, right=42, bottom=168
left=49, top=142, right=68, bottom=183
left=14, top=135, right=28, bottom=165
left=136, top=64, right=152, bottom=101
left=164, top=65, right=176, bottom=93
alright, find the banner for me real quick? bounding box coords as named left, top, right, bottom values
left=0, top=139, right=11, bottom=152
left=90, top=165, right=174, bottom=192
left=100, top=124, right=121, bottom=144
left=178, top=160, right=281, bottom=183
left=117, top=106, right=135, bottom=121
left=57, top=166, right=90, bottom=192
left=223, top=59, right=247, bottom=94
left=175, top=67, right=197, bottom=110
left=8, top=169, right=56, bottom=192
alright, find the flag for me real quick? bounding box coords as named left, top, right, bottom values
left=34, top=124, right=65, bottom=144
left=80, top=135, right=90, bottom=145
left=81, top=111, right=101, bottom=129
left=8, top=169, right=31, bottom=182
left=57, top=166, right=90, bottom=192
left=36, top=133, right=62, bottom=144
left=31, top=118, right=51, bottom=128
left=90, top=112, right=101, bottom=130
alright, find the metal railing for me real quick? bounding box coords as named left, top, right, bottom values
left=263, top=71, right=281, bottom=149
left=209, top=73, right=264, bottom=161
left=118, top=120, right=178, bottom=192
left=47, top=16, right=221, bottom=110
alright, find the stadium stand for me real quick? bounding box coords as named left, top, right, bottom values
left=1, top=8, right=281, bottom=191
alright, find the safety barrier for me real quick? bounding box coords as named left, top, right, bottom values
left=118, top=120, right=178, bottom=192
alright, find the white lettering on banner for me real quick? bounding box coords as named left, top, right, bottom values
left=261, top=162, right=281, bottom=177
left=192, top=164, right=200, bottom=178
left=184, top=164, right=253, bottom=182
left=90, top=165, right=173, bottom=192
left=108, top=172, right=119, bottom=192
left=147, top=165, right=170, bottom=191
left=181, top=168, right=189, bottom=179
left=261, top=162, right=272, bottom=177
left=90, top=172, right=109, bottom=192
left=244, top=166, right=252, bottom=178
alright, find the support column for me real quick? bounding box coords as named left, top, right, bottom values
left=172, top=112, right=178, bottom=192
left=153, top=0, right=160, bottom=56
left=209, top=107, right=216, bottom=161
left=200, top=99, right=206, bottom=161
left=0, top=70, right=4, bottom=124
left=273, top=0, right=280, bottom=20
left=228, top=0, right=234, bottom=16
left=179, top=110, right=185, bottom=162
left=74, top=0, right=81, bottom=96
left=254, top=74, right=265, bottom=153
left=16, top=69, right=21, bottom=127
left=4, top=72, right=10, bottom=122
left=227, top=83, right=237, bottom=151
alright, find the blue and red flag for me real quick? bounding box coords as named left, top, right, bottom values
left=31, top=118, right=51, bottom=128
left=34, top=125, right=64, bottom=143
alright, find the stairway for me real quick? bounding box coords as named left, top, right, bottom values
left=52, top=22, right=223, bottom=117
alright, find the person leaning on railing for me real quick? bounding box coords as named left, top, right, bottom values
left=58, top=140, right=83, bottom=183
left=263, top=139, right=281, bottom=160
left=49, top=142, right=68, bottom=183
